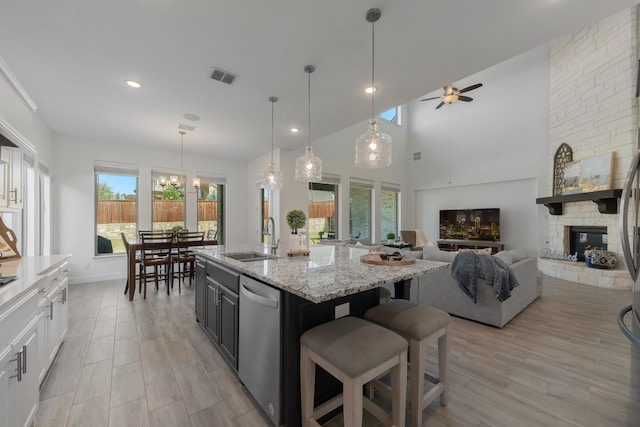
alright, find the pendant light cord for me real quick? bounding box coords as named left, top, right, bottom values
left=308, top=69, right=311, bottom=150
left=271, top=100, right=275, bottom=163
left=371, top=19, right=375, bottom=122
left=179, top=131, right=185, bottom=181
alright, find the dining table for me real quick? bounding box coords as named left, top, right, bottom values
left=126, top=238, right=218, bottom=300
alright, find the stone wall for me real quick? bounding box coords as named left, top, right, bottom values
left=542, top=7, right=637, bottom=289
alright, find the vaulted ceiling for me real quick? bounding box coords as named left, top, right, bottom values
left=1, top=1, right=638, bottom=161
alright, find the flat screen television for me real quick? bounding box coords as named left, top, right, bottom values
left=439, top=208, right=500, bottom=242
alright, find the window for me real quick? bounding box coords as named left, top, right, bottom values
left=380, top=106, right=401, bottom=125
left=95, top=162, right=138, bottom=256
left=23, top=153, right=35, bottom=256
left=349, top=180, right=373, bottom=240
left=261, top=188, right=270, bottom=243
left=309, top=180, right=338, bottom=243
left=39, top=161, right=51, bottom=256
left=151, top=170, right=184, bottom=233
left=196, top=177, right=225, bottom=244
left=381, top=185, right=400, bottom=239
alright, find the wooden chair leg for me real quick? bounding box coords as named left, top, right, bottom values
left=391, top=350, right=407, bottom=427
left=411, top=339, right=425, bottom=427
left=300, top=346, right=316, bottom=427
left=343, top=376, right=363, bottom=427
left=439, top=326, right=450, bottom=405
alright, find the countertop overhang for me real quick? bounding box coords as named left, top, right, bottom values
left=195, top=244, right=449, bottom=303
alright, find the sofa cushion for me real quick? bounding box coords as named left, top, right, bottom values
left=422, top=250, right=457, bottom=263
left=493, top=251, right=514, bottom=266
left=509, top=248, right=528, bottom=263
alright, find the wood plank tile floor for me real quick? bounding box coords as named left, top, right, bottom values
left=36, top=275, right=639, bottom=427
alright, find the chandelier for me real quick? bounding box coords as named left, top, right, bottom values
left=159, top=130, right=186, bottom=193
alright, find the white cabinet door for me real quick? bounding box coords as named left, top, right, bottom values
left=0, top=147, right=22, bottom=209
left=12, top=314, right=40, bottom=427
left=0, top=152, right=8, bottom=207
left=44, top=288, right=60, bottom=367
left=0, top=344, right=16, bottom=427
left=58, top=277, right=69, bottom=341
left=7, top=149, right=22, bottom=209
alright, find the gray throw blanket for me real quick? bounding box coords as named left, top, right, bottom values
left=451, top=251, right=519, bottom=303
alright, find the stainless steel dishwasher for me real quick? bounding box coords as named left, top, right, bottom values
left=238, top=275, right=281, bottom=426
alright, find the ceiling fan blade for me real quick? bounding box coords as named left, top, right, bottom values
left=458, top=83, right=483, bottom=93
left=457, top=95, right=473, bottom=102
left=420, top=96, right=441, bottom=101
left=435, top=101, right=445, bottom=109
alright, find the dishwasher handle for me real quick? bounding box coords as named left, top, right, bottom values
left=240, top=283, right=279, bottom=309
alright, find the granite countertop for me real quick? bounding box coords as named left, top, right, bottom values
left=195, top=243, right=449, bottom=303
left=0, top=254, right=72, bottom=310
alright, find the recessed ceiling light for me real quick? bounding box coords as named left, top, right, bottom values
left=183, top=113, right=200, bottom=121
left=365, top=86, right=376, bottom=94
left=126, top=80, right=141, bottom=88
left=290, top=127, right=299, bottom=133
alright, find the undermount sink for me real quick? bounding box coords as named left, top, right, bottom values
left=224, top=252, right=278, bottom=262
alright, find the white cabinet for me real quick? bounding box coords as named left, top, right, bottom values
left=0, top=147, right=23, bottom=210
left=38, top=261, right=69, bottom=382
left=12, top=315, right=40, bottom=427
left=0, top=344, right=16, bottom=427
left=0, top=312, right=41, bottom=427
left=0, top=256, right=71, bottom=427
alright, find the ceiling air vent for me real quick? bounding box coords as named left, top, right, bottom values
left=210, top=67, right=237, bottom=85
left=413, top=152, right=421, bottom=161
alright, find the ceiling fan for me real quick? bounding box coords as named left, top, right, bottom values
left=420, top=83, right=483, bottom=109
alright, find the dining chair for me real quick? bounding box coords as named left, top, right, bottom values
left=172, top=231, right=205, bottom=293
left=139, top=230, right=168, bottom=238
left=140, top=233, right=173, bottom=298
left=120, top=232, right=142, bottom=295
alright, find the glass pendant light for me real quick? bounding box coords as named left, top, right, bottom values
left=295, top=65, right=322, bottom=182
left=259, top=96, right=284, bottom=189
left=355, top=8, right=392, bottom=168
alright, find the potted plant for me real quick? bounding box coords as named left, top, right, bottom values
left=286, top=209, right=306, bottom=234
left=169, top=225, right=184, bottom=241
left=386, top=232, right=395, bottom=244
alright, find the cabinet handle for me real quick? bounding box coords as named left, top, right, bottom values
left=22, top=344, right=27, bottom=374
left=9, top=188, right=17, bottom=203
left=62, top=288, right=67, bottom=303
left=9, top=350, right=22, bottom=381
left=49, top=301, right=54, bottom=320
left=217, top=288, right=221, bottom=305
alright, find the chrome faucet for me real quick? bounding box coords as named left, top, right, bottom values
left=264, top=217, right=279, bottom=255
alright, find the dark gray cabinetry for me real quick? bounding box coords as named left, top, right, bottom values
left=195, top=257, right=239, bottom=371
left=195, top=257, right=206, bottom=323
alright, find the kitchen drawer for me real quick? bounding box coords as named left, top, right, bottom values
left=207, top=261, right=239, bottom=294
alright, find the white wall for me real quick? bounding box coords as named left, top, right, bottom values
left=415, top=178, right=538, bottom=253
left=53, top=135, right=248, bottom=284
left=406, top=45, right=551, bottom=252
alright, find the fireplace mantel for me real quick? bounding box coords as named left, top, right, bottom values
left=536, top=189, right=622, bottom=215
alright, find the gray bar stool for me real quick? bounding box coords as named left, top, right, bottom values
left=300, top=316, right=408, bottom=427
left=365, top=300, right=451, bottom=427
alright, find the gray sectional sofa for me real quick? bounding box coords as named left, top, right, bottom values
left=413, top=248, right=542, bottom=328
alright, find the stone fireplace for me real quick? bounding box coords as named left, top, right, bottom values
left=537, top=8, right=636, bottom=291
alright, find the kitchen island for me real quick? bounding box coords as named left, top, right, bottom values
left=194, top=243, right=448, bottom=426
